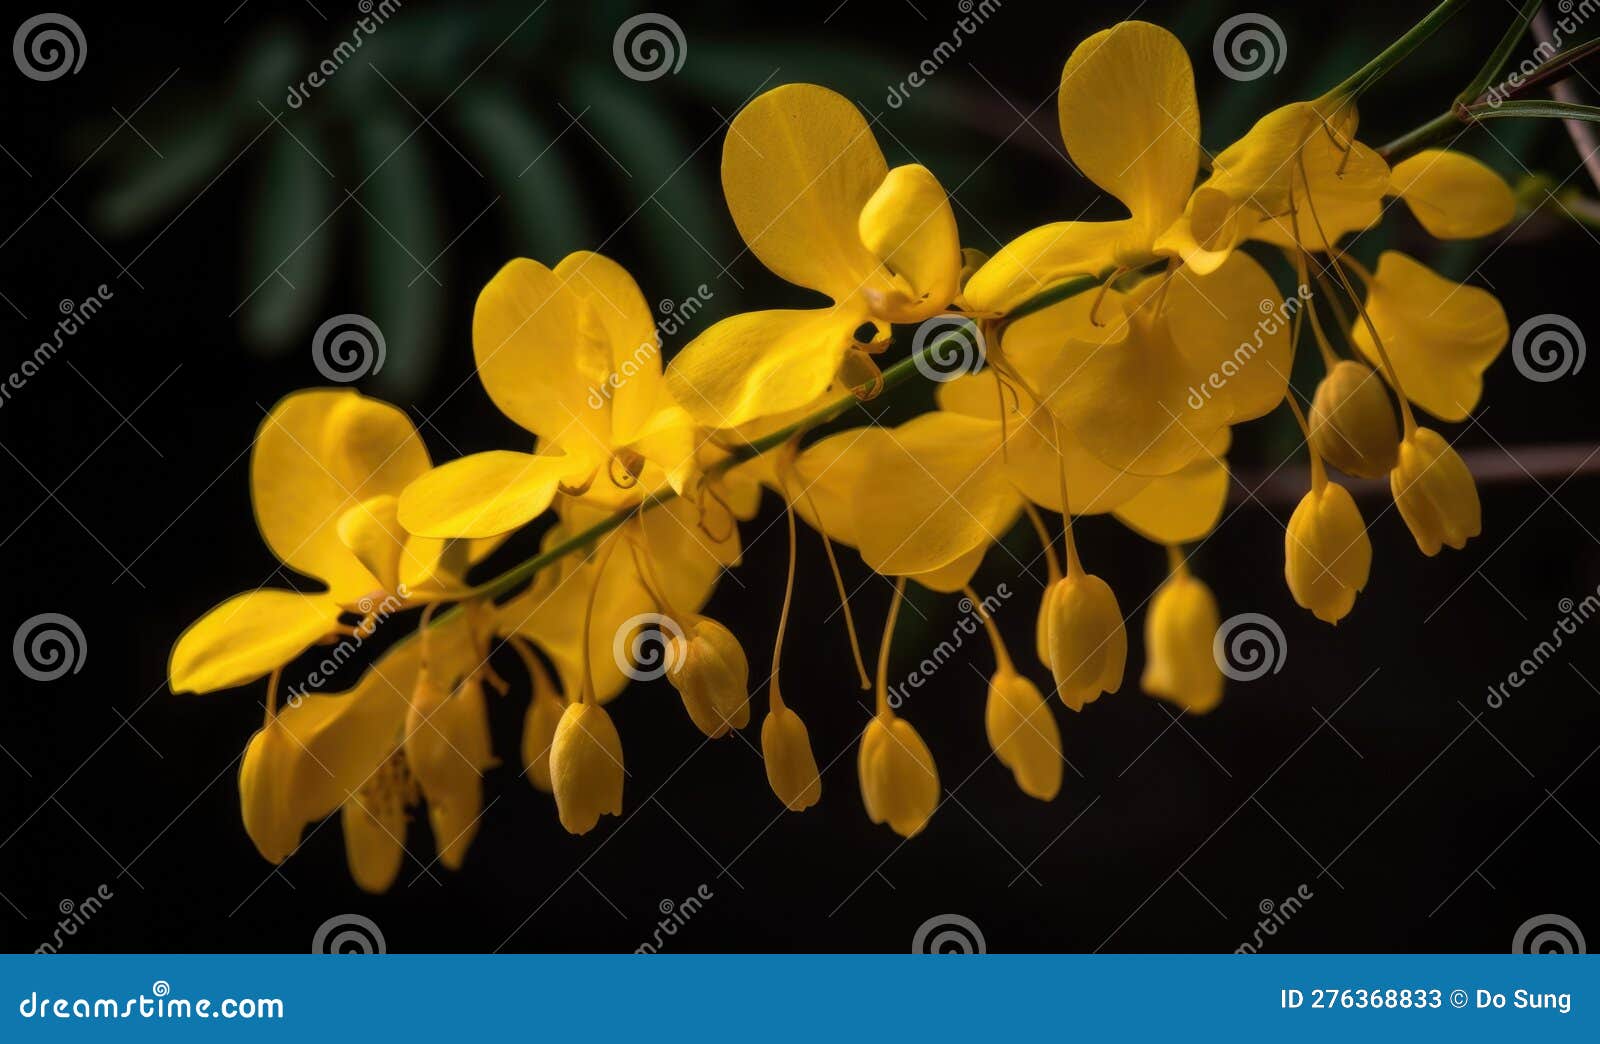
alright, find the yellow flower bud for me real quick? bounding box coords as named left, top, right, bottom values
left=549, top=702, right=624, bottom=835
left=665, top=616, right=751, bottom=738
left=1285, top=481, right=1372, bottom=624
left=984, top=671, right=1062, bottom=800
left=522, top=695, right=564, bottom=796
left=1142, top=565, right=1224, bottom=713
left=238, top=718, right=302, bottom=864
left=858, top=713, right=939, bottom=837
left=1391, top=426, right=1481, bottom=556
left=404, top=673, right=493, bottom=869
left=341, top=755, right=408, bottom=894
left=760, top=704, right=821, bottom=811
left=1043, top=572, right=1127, bottom=711
left=1309, top=360, right=1400, bottom=479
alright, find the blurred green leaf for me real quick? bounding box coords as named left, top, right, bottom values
left=241, top=128, right=336, bottom=355
left=94, top=115, right=237, bottom=234
left=455, top=86, right=590, bottom=260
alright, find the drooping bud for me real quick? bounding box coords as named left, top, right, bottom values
left=984, top=671, right=1063, bottom=800
left=1309, top=360, right=1400, bottom=479
left=760, top=704, right=821, bottom=811
left=1285, top=481, right=1372, bottom=624
left=665, top=616, right=751, bottom=738
left=1043, top=573, right=1127, bottom=711
left=858, top=713, right=939, bottom=837
left=1391, top=427, right=1481, bottom=556
left=341, top=753, right=409, bottom=894
left=548, top=702, right=624, bottom=835
left=238, top=718, right=303, bottom=864
left=1141, top=565, right=1224, bottom=713
left=521, top=653, right=565, bottom=794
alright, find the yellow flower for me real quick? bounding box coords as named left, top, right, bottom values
left=404, top=672, right=495, bottom=871
left=519, top=648, right=564, bottom=794
left=341, top=754, right=410, bottom=894
left=1309, top=360, right=1401, bottom=479
left=761, top=705, right=822, bottom=812
left=1391, top=427, right=1481, bottom=555
left=1042, top=570, right=1127, bottom=711
left=398, top=251, right=701, bottom=539
left=548, top=701, right=625, bottom=835
left=1141, top=557, right=1224, bottom=714
left=665, top=615, right=750, bottom=738
left=1285, top=481, right=1372, bottom=624
left=858, top=713, right=939, bottom=838
left=666, top=83, right=962, bottom=428
left=238, top=716, right=305, bottom=864
left=984, top=671, right=1062, bottom=801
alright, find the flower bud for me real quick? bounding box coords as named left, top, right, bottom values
left=665, top=616, right=751, bottom=738
left=1309, top=360, right=1400, bottom=479
left=1141, top=566, right=1224, bottom=713
left=238, top=718, right=303, bottom=864
left=858, top=713, right=940, bottom=837
left=1391, top=427, right=1481, bottom=556
left=521, top=659, right=565, bottom=793
left=1043, top=572, right=1127, bottom=711
left=984, top=671, right=1062, bottom=800
left=760, top=704, right=821, bottom=811
left=341, top=755, right=408, bottom=893
left=404, top=673, right=493, bottom=869
left=549, top=702, right=625, bottom=835
left=1285, top=482, right=1372, bottom=624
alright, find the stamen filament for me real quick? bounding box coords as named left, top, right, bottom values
left=791, top=472, right=871, bottom=690
left=874, top=577, right=908, bottom=717
left=1051, top=417, right=1084, bottom=577
left=770, top=494, right=800, bottom=712
left=962, top=584, right=1013, bottom=675
left=1022, top=502, right=1062, bottom=584
left=577, top=535, right=622, bottom=705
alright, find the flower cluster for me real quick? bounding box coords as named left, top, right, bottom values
left=172, top=17, right=1519, bottom=890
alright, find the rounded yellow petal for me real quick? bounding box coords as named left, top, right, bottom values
left=985, top=671, right=1063, bottom=800
left=239, top=718, right=305, bottom=864
left=1390, top=149, right=1515, bottom=239
left=1309, top=360, right=1400, bottom=479
left=721, top=83, right=888, bottom=302
left=549, top=702, right=624, bottom=835
left=1165, top=252, right=1294, bottom=423
left=963, top=221, right=1130, bottom=315
left=1044, top=572, right=1127, bottom=710
left=341, top=756, right=408, bottom=893
left=554, top=250, right=665, bottom=447
left=858, top=714, right=939, bottom=837
left=762, top=704, right=822, bottom=811
left=666, top=616, right=750, bottom=738
left=398, top=450, right=586, bottom=539
left=1113, top=456, right=1229, bottom=545
left=1059, top=21, right=1198, bottom=246
left=1391, top=427, right=1481, bottom=556
left=1141, top=567, right=1224, bottom=713
left=253, top=389, right=431, bottom=604
left=336, top=494, right=405, bottom=597
left=1285, top=481, right=1372, bottom=624
left=170, top=590, right=342, bottom=694
left=857, top=163, right=962, bottom=323
left=404, top=675, right=493, bottom=869
left=1350, top=251, right=1508, bottom=422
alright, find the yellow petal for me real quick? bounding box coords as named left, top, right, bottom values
left=1390, top=149, right=1515, bottom=239
left=858, top=714, right=939, bottom=837
left=520, top=651, right=564, bottom=793
left=1165, top=252, right=1294, bottom=422
left=337, top=495, right=405, bottom=596
left=398, top=450, right=587, bottom=539
left=721, top=83, right=888, bottom=302
left=1207, top=101, right=1387, bottom=221
left=1349, top=251, right=1508, bottom=421
left=1114, top=456, right=1230, bottom=544
left=762, top=705, right=821, bottom=811
left=1043, top=572, right=1127, bottom=710
left=1309, top=360, right=1400, bottom=479
left=239, top=718, right=306, bottom=863
left=253, top=389, right=431, bottom=604
left=405, top=675, right=493, bottom=869
left=1059, top=21, right=1198, bottom=247
left=1285, top=481, right=1371, bottom=623
left=665, top=306, right=864, bottom=428
left=1141, top=565, right=1224, bottom=713
left=549, top=702, right=624, bottom=834
left=341, top=756, right=408, bottom=893
left=962, top=220, right=1129, bottom=316
left=985, top=671, right=1063, bottom=800
left=170, top=589, right=342, bottom=694
left=1391, top=427, right=1481, bottom=556
left=857, top=163, right=962, bottom=323
left=666, top=616, right=750, bottom=738
left=554, top=250, right=666, bottom=447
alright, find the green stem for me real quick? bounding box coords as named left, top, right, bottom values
left=1325, top=0, right=1472, bottom=101
left=1457, top=0, right=1542, bottom=106
left=1378, top=107, right=1467, bottom=160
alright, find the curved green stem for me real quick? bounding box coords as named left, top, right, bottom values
left=1325, top=0, right=1472, bottom=101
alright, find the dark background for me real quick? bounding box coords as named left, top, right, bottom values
left=2, top=0, right=1598, bottom=953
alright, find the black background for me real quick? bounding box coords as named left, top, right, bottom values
left=2, top=0, right=1598, bottom=953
